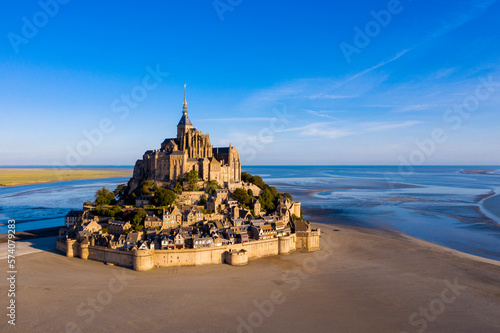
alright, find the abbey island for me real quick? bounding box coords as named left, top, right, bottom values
left=57, top=87, right=320, bottom=271
left=128, top=86, right=241, bottom=192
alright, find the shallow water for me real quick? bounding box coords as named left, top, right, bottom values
left=244, top=166, right=500, bottom=261
left=0, top=177, right=129, bottom=233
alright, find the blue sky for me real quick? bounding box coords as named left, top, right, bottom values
left=1, top=0, right=499, bottom=166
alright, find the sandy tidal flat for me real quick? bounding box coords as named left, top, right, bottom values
left=1, top=223, right=500, bottom=333
left=0, top=168, right=132, bottom=187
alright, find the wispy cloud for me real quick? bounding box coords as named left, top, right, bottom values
left=396, top=104, right=438, bottom=113
left=306, top=109, right=349, bottom=120
left=429, top=68, right=458, bottom=80
left=307, top=94, right=359, bottom=100
left=277, top=120, right=421, bottom=139
left=237, top=47, right=411, bottom=112
left=341, top=49, right=412, bottom=86
left=429, top=0, right=498, bottom=40
left=307, top=110, right=337, bottom=120
left=198, top=117, right=274, bottom=122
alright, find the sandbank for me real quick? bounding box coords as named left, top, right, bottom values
left=0, top=168, right=131, bottom=187
left=1, top=223, right=500, bottom=332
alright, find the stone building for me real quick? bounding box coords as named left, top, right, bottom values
left=108, top=220, right=131, bottom=235
left=144, top=214, right=163, bottom=229
left=128, top=87, right=241, bottom=192
left=65, top=210, right=84, bottom=228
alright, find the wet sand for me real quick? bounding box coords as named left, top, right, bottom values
left=0, top=227, right=60, bottom=244
left=1, top=223, right=500, bottom=333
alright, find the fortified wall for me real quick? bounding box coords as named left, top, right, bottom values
left=56, top=230, right=321, bottom=271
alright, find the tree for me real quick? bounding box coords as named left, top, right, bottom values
left=233, top=188, right=251, bottom=207
left=241, top=172, right=249, bottom=182
left=93, top=205, right=123, bottom=218
left=199, top=194, right=207, bottom=207
left=95, top=187, right=115, bottom=205
left=247, top=189, right=253, bottom=197
left=206, top=180, right=221, bottom=194
left=141, top=180, right=155, bottom=195
left=131, top=209, right=147, bottom=227
left=174, top=182, right=183, bottom=193
left=153, top=188, right=177, bottom=207
left=251, top=175, right=265, bottom=189
left=241, top=172, right=265, bottom=189
left=113, top=184, right=129, bottom=202
left=258, top=188, right=276, bottom=213
left=187, top=169, right=199, bottom=191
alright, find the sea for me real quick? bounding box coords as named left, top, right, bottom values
left=1, top=166, right=500, bottom=260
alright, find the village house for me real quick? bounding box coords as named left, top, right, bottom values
left=236, top=229, right=250, bottom=243
left=183, top=207, right=203, bottom=226
left=174, top=229, right=186, bottom=249
left=138, top=240, right=155, bottom=250
left=108, top=220, right=131, bottom=235
left=162, top=207, right=179, bottom=229
left=167, top=206, right=183, bottom=225
left=272, top=221, right=287, bottom=237
left=145, top=214, right=163, bottom=229
left=212, top=235, right=223, bottom=247
left=77, top=219, right=102, bottom=241
left=251, top=224, right=277, bottom=240
left=186, top=235, right=214, bottom=249
left=65, top=210, right=84, bottom=228
left=125, top=231, right=143, bottom=250
left=135, top=195, right=153, bottom=207
left=253, top=199, right=262, bottom=216
left=251, top=219, right=267, bottom=227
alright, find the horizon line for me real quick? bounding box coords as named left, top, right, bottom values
left=1, top=165, right=499, bottom=168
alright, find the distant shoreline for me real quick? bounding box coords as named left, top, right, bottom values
left=0, top=167, right=132, bottom=187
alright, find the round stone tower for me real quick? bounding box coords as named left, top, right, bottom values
left=132, top=249, right=155, bottom=271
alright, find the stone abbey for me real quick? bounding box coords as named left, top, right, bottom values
left=129, top=87, right=241, bottom=191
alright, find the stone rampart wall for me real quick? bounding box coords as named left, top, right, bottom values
left=56, top=231, right=320, bottom=271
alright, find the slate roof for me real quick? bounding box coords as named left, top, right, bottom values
left=178, top=113, right=193, bottom=126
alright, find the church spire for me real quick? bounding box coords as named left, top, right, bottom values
left=177, top=84, right=193, bottom=129
left=183, top=84, right=187, bottom=115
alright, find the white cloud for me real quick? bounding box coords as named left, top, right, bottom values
left=198, top=117, right=274, bottom=122
left=277, top=120, right=421, bottom=139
